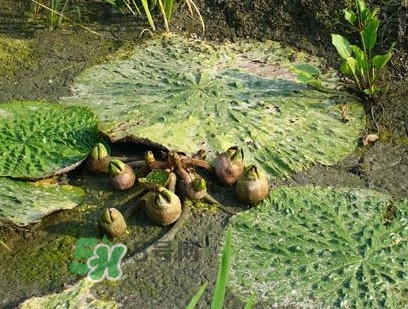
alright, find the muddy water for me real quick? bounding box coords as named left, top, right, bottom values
left=1, top=1, right=408, bottom=309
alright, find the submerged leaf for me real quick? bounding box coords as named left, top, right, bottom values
left=291, top=63, right=320, bottom=78
left=229, top=186, right=408, bottom=308
left=18, top=279, right=118, bottom=309
left=62, top=35, right=365, bottom=179
left=0, top=101, right=100, bottom=179
left=0, top=177, right=84, bottom=226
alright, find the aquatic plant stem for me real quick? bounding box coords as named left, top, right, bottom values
left=112, top=186, right=146, bottom=211
left=203, top=195, right=235, bottom=215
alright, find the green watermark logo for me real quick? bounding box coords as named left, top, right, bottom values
left=70, top=236, right=127, bottom=282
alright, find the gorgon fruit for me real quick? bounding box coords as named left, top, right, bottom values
left=235, top=164, right=269, bottom=206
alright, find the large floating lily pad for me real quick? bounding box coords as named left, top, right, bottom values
left=229, top=186, right=408, bottom=308
left=0, top=177, right=84, bottom=226
left=61, top=34, right=365, bottom=178
left=18, top=279, right=117, bottom=309
left=0, top=101, right=100, bottom=179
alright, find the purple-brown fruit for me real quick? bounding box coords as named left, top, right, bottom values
left=86, top=143, right=110, bottom=173
left=235, top=164, right=269, bottom=206
left=99, top=208, right=127, bottom=238
left=175, top=163, right=207, bottom=200
left=214, top=146, right=244, bottom=185
left=109, top=159, right=136, bottom=191
left=145, top=187, right=182, bottom=226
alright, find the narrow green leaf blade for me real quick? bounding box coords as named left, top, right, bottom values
left=243, top=294, right=256, bottom=309
left=186, top=282, right=208, bottom=309
left=141, top=0, right=156, bottom=31
left=210, top=226, right=232, bottom=309
left=0, top=239, right=12, bottom=252
left=164, top=0, right=174, bottom=22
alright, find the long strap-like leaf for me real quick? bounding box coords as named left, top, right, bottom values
left=210, top=226, right=232, bottom=309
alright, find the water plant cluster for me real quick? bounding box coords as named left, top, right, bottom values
left=86, top=142, right=269, bottom=237
left=294, top=0, right=394, bottom=103
left=331, top=0, right=395, bottom=98
left=1, top=1, right=401, bottom=306
left=0, top=30, right=368, bottom=306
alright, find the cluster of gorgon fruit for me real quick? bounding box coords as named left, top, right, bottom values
left=86, top=144, right=269, bottom=238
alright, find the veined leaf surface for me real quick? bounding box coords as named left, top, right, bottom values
left=61, top=35, right=365, bottom=178
left=0, top=101, right=100, bottom=179
left=0, top=177, right=84, bottom=226
left=229, top=186, right=408, bottom=308
left=18, top=279, right=117, bottom=309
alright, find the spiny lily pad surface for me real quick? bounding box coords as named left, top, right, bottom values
left=229, top=186, right=408, bottom=308
left=18, top=279, right=117, bottom=309
left=0, top=101, right=100, bottom=179
left=0, top=177, right=84, bottom=226
left=61, top=34, right=365, bottom=178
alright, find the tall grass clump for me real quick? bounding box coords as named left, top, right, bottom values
left=105, top=0, right=204, bottom=33
left=31, top=0, right=69, bottom=30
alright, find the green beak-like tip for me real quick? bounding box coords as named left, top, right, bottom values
left=244, top=164, right=259, bottom=180
left=156, top=188, right=173, bottom=205
left=109, top=159, right=126, bottom=175
left=90, top=143, right=109, bottom=160
left=228, top=146, right=244, bottom=162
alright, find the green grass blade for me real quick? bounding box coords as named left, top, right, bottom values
left=244, top=294, right=256, bottom=309
left=164, top=0, right=174, bottom=22
left=186, top=281, right=208, bottom=309
left=0, top=239, right=12, bottom=252
left=185, top=0, right=205, bottom=33
left=210, top=226, right=232, bottom=309
left=141, top=0, right=156, bottom=31
left=158, top=0, right=169, bottom=32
